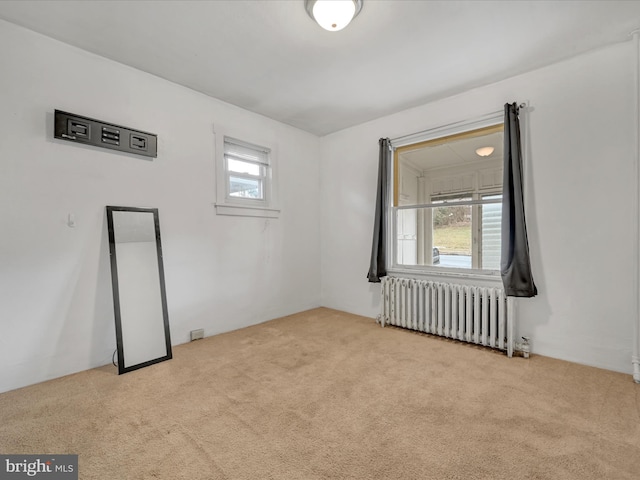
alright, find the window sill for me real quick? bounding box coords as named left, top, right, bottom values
left=389, top=266, right=503, bottom=284
left=214, top=203, right=280, bottom=218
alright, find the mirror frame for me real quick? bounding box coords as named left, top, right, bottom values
left=106, top=206, right=172, bottom=374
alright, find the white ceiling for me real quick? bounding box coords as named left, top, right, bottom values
left=1, top=1, right=639, bottom=136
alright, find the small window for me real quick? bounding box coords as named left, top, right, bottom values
left=392, top=123, right=503, bottom=273
left=224, top=138, right=269, bottom=202
left=215, top=135, right=279, bottom=218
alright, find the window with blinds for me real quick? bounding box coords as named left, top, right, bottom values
left=224, top=137, right=270, bottom=203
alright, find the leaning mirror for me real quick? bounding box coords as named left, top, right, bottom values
left=106, top=206, right=172, bottom=374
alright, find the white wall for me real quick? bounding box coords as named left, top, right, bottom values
left=321, top=40, right=637, bottom=375
left=0, top=20, right=321, bottom=393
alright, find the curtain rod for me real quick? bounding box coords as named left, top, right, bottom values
left=390, top=103, right=527, bottom=144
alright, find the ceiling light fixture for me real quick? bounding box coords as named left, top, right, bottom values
left=475, top=146, right=495, bottom=157
left=305, top=0, right=363, bottom=32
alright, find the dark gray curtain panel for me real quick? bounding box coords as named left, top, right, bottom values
left=367, top=138, right=391, bottom=283
left=501, top=103, right=537, bottom=297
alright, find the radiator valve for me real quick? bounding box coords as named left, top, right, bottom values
left=519, top=336, right=531, bottom=359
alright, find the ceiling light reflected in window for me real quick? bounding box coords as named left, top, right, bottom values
left=475, top=146, right=495, bottom=157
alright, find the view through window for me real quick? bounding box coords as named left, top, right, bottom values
left=393, top=124, right=503, bottom=271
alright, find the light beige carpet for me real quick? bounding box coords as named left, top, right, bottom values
left=0, top=307, right=639, bottom=479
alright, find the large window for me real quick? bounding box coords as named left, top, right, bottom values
left=393, top=124, right=503, bottom=272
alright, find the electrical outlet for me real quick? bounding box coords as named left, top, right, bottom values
left=190, top=329, right=204, bottom=341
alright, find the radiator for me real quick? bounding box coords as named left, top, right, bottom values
left=379, top=276, right=515, bottom=357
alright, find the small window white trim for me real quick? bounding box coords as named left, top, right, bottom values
left=214, top=129, right=280, bottom=218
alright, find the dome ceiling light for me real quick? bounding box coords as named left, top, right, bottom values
left=305, top=0, right=363, bottom=32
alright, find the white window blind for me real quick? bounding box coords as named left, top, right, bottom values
left=481, top=195, right=503, bottom=270
left=224, top=138, right=269, bottom=165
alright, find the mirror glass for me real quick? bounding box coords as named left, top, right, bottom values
left=106, top=206, right=172, bottom=374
